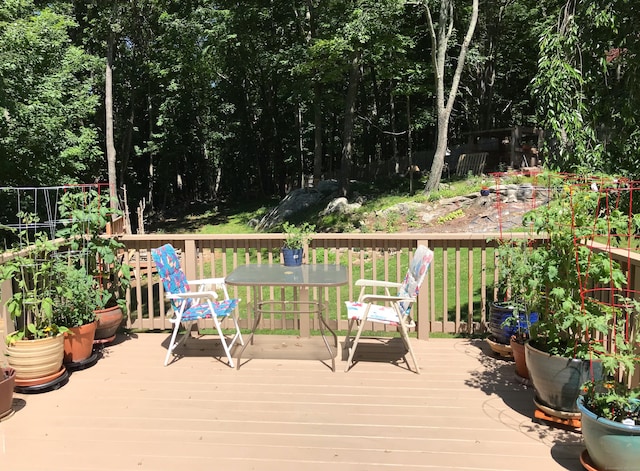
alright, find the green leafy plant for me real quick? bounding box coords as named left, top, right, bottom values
left=281, top=222, right=315, bottom=250
left=580, top=296, right=640, bottom=424
left=437, top=209, right=464, bottom=224
left=51, top=256, right=100, bottom=328
left=582, top=380, right=640, bottom=424
left=0, top=213, right=69, bottom=344
left=493, top=237, right=544, bottom=341
left=56, top=189, right=131, bottom=312
left=523, top=180, right=628, bottom=358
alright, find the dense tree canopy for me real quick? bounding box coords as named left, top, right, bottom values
left=0, top=0, right=638, bottom=218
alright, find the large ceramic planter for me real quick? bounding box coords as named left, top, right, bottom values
left=94, top=305, right=124, bottom=342
left=525, top=341, right=602, bottom=415
left=5, top=334, right=65, bottom=381
left=577, top=396, right=640, bottom=471
left=63, top=321, right=97, bottom=363
left=0, top=368, right=16, bottom=419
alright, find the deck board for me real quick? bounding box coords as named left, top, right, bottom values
left=1, top=334, right=584, bottom=471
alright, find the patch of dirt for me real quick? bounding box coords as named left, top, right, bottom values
left=363, top=191, right=547, bottom=234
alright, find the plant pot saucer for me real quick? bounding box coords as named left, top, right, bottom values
left=0, top=408, right=15, bottom=422
left=64, top=351, right=99, bottom=372
left=580, top=449, right=600, bottom=471
left=486, top=336, right=513, bottom=358
left=93, top=334, right=116, bottom=345
left=533, top=397, right=581, bottom=420
left=14, top=367, right=69, bottom=394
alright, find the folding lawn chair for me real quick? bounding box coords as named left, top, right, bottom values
left=344, top=245, right=433, bottom=374
left=151, top=244, right=243, bottom=367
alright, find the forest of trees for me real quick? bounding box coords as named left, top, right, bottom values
left=1, top=1, right=638, bottom=216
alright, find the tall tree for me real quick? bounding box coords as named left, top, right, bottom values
left=422, top=0, right=479, bottom=193
left=0, top=0, right=102, bottom=187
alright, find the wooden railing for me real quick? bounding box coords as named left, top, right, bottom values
left=2, top=233, right=640, bottom=343
left=117, top=232, right=507, bottom=339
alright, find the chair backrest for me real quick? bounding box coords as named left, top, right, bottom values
left=151, top=244, right=190, bottom=312
left=398, top=245, right=434, bottom=314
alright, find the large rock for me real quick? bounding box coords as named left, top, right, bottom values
left=255, top=180, right=340, bottom=231
left=320, top=197, right=361, bottom=216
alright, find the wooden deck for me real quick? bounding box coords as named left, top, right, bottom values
left=1, top=333, right=586, bottom=471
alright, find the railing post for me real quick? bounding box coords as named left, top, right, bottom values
left=416, top=238, right=430, bottom=340
left=1, top=278, right=13, bottom=356
left=184, top=239, right=197, bottom=281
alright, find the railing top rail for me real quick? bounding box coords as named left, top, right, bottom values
left=119, top=232, right=541, bottom=242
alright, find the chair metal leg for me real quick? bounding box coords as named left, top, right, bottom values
left=164, top=320, right=194, bottom=366
left=344, top=318, right=355, bottom=351
left=214, top=317, right=235, bottom=368
left=228, top=313, right=244, bottom=348
left=398, top=321, right=420, bottom=374
left=345, top=317, right=367, bottom=372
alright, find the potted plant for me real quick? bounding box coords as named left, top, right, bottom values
left=577, top=295, right=640, bottom=471
left=56, top=189, right=131, bottom=343
left=0, top=213, right=69, bottom=386
left=281, top=222, right=314, bottom=267
left=522, top=179, right=625, bottom=416
left=51, top=255, right=99, bottom=364
left=491, top=237, right=542, bottom=378
left=0, top=365, right=16, bottom=420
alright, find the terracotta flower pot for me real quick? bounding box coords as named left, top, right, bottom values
left=63, top=321, right=97, bottom=364
left=94, top=305, right=124, bottom=341
left=510, top=336, right=529, bottom=380
left=0, top=368, right=16, bottom=419
left=5, top=334, right=64, bottom=381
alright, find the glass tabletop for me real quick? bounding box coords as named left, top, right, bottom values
left=225, top=264, right=348, bottom=287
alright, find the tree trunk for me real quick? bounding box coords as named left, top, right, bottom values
left=339, top=50, right=362, bottom=197
left=424, top=0, right=479, bottom=193
left=105, top=30, right=118, bottom=213
left=313, top=82, right=323, bottom=185
left=390, top=80, right=399, bottom=173
left=305, top=1, right=324, bottom=186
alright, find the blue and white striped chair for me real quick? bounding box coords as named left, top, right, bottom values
left=151, top=244, right=243, bottom=367
left=344, top=245, right=433, bottom=374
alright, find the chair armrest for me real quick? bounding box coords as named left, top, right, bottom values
left=360, top=294, right=415, bottom=304
left=166, top=291, right=219, bottom=300
left=355, top=279, right=403, bottom=289
left=187, top=278, right=226, bottom=287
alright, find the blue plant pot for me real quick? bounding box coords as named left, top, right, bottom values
left=577, top=396, right=640, bottom=471
left=488, top=303, right=538, bottom=344
left=282, top=248, right=303, bottom=267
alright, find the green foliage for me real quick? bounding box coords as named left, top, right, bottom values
left=436, top=208, right=464, bottom=224
left=522, top=180, right=629, bottom=358
left=582, top=380, right=640, bottom=424
left=0, top=1, right=102, bottom=186
left=52, top=258, right=99, bottom=328
left=281, top=221, right=315, bottom=249
left=532, top=2, right=640, bottom=176
left=56, top=190, right=131, bottom=312
left=0, top=213, right=68, bottom=343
